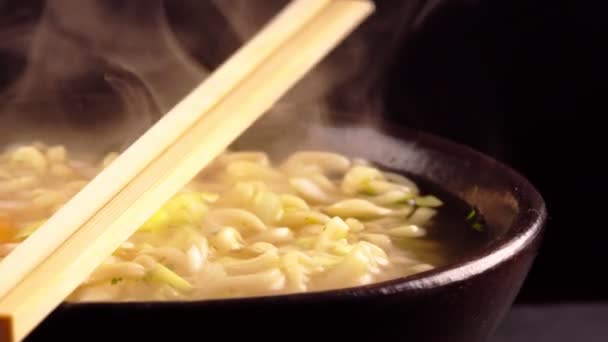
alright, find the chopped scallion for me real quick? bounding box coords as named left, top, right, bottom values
left=466, top=209, right=477, bottom=221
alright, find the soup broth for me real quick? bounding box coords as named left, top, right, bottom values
left=0, top=143, right=489, bottom=301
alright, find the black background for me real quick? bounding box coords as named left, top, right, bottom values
left=383, top=0, right=607, bottom=303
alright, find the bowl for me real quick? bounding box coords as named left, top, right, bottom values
left=24, top=123, right=546, bottom=342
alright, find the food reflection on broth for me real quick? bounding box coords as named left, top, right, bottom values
left=0, top=143, right=456, bottom=302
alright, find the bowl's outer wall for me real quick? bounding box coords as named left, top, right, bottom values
left=25, top=125, right=545, bottom=342
left=28, top=240, right=539, bottom=342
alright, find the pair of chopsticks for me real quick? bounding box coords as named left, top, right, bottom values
left=0, top=0, right=374, bottom=341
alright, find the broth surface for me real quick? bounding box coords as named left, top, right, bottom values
left=0, top=143, right=488, bottom=301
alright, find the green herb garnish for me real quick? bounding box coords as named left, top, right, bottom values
left=466, top=209, right=477, bottom=221
left=471, top=222, right=484, bottom=232
left=466, top=207, right=485, bottom=231
left=110, top=277, right=123, bottom=285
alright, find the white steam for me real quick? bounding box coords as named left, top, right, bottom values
left=0, top=0, right=428, bottom=155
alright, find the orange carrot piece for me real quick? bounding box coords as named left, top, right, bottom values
left=0, top=214, right=17, bottom=243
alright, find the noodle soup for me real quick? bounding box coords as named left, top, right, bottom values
left=0, top=143, right=488, bottom=301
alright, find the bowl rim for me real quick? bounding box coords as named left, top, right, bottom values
left=62, top=124, right=547, bottom=309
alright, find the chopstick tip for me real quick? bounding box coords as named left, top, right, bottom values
left=0, top=315, right=15, bottom=342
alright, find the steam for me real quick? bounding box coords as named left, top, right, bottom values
left=0, top=0, right=209, bottom=153
left=0, top=0, right=432, bottom=156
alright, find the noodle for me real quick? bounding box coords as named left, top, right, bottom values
left=0, top=144, right=445, bottom=301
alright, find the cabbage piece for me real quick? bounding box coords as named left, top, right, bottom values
left=341, top=166, right=384, bottom=195
left=315, top=242, right=388, bottom=289
left=138, top=209, right=168, bottom=232
left=139, top=192, right=214, bottom=232
left=143, top=261, right=193, bottom=292
left=413, top=195, right=443, bottom=208
left=314, top=217, right=350, bottom=251
left=251, top=190, right=284, bottom=224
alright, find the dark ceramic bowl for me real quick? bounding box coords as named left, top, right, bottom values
left=25, top=123, right=546, bottom=342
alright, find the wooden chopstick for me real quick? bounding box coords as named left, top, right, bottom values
left=0, top=1, right=374, bottom=341
left=0, top=0, right=332, bottom=301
